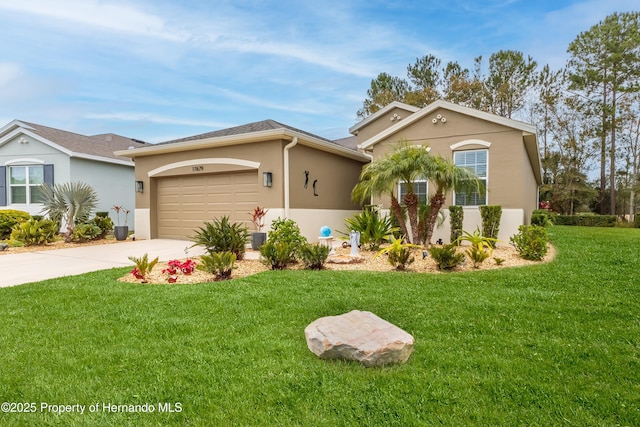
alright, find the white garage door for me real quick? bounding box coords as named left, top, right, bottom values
left=156, top=171, right=258, bottom=239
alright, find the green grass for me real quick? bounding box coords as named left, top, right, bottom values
left=0, top=226, right=639, bottom=426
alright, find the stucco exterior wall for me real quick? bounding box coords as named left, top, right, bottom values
left=369, top=108, right=535, bottom=212
left=70, top=158, right=136, bottom=226
left=288, top=144, right=363, bottom=210
left=132, top=140, right=285, bottom=212
left=354, top=106, right=416, bottom=143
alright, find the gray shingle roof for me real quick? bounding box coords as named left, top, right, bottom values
left=160, top=119, right=342, bottom=147
left=20, top=121, right=148, bottom=162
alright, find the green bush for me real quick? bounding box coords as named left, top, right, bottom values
left=377, top=237, right=421, bottom=271
left=268, top=218, right=307, bottom=246
left=448, top=205, right=463, bottom=244
left=299, top=243, right=331, bottom=270
left=259, top=241, right=297, bottom=270
left=192, top=216, right=250, bottom=260
left=0, top=209, right=31, bottom=239
left=480, top=205, right=502, bottom=248
left=71, top=223, right=102, bottom=242
left=635, top=213, right=640, bottom=228
left=92, top=215, right=114, bottom=239
left=10, top=218, right=58, bottom=246
left=197, top=251, right=237, bottom=281
left=428, top=243, right=465, bottom=271
left=553, top=214, right=616, bottom=227
left=510, top=224, right=549, bottom=261
left=266, top=218, right=307, bottom=261
left=531, top=209, right=555, bottom=227
left=342, top=207, right=397, bottom=250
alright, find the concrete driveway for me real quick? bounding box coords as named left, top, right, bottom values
left=0, top=239, right=209, bottom=288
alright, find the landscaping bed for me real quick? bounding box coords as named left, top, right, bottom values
left=117, top=243, right=556, bottom=284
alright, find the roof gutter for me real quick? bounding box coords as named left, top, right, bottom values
left=283, top=137, right=298, bottom=218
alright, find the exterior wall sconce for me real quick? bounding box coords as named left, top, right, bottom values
left=135, top=180, right=144, bottom=193
left=263, top=172, right=273, bottom=187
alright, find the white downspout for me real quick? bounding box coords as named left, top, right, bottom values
left=283, top=137, right=298, bottom=218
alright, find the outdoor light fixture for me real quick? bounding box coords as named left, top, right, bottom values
left=135, top=180, right=144, bottom=193
left=263, top=172, right=273, bottom=187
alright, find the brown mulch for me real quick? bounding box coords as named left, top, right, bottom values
left=0, top=237, right=123, bottom=254
left=117, top=243, right=556, bottom=285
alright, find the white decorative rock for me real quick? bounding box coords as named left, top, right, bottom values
left=304, top=310, right=414, bottom=367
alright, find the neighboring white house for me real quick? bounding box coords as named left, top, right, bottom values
left=0, top=120, right=148, bottom=227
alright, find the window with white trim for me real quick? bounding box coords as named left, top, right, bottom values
left=453, top=150, right=487, bottom=206
left=398, top=180, right=428, bottom=205
left=10, top=165, right=45, bottom=204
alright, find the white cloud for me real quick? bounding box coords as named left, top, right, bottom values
left=0, top=0, right=187, bottom=41
left=0, top=62, right=22, bottom=88
left=85, top=112, right=232, bottom=129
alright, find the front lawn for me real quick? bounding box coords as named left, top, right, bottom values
left=0, top=226, right=638, bottom=426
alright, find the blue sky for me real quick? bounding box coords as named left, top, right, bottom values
left=0, top=0, right=637, bottom=143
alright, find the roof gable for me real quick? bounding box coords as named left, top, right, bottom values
left=349, top=101, right=420, bottom=135
left=0, top=120, right=147, bottom=166
left=358, top=100, right=537, bottom=150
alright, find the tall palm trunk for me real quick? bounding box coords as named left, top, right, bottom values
left=425, top=192, right=446, bottom=245
left=389, top=194, right=409, bottom=240
left=403, top=192, right=420, bottom=243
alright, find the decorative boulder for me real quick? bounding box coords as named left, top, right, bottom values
left=304, top=310, right=414, bottom=367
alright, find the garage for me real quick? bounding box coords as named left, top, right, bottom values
left=156, top=170, right=258, bottom=239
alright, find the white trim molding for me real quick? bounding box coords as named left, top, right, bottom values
left=5, top=158, right=46, bottom=165
left=450, top=139, right=492, bottom=150
left=148, top=158, right=261, bottom=177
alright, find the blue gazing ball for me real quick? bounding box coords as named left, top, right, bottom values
left=320, top=226, right=331, bottom=237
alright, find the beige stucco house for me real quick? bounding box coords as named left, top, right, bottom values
left=117, top=100, right=541, bottom=243
left=115, top=120, right=369, bottom=240
left=349, top=100, right=541, bottom=243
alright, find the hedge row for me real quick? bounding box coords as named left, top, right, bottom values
left=552, top=214, right=617, bottom=227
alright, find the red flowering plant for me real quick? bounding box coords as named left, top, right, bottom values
left=162, top=259, right=197, bottom=283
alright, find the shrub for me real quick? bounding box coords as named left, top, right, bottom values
left=0, top=210, right=31, bottom=239
left=531, top=209, right=554, bottom=227
left=428, top=243, right=465, bottom=271
left=480, top=205, right=502, bottom=248
left=268, top=218, right=307, bottom=246
left=510, top=224, right=549, bottom=261
left=377, top=237, right=421, bottom=271
left=259, top=241, right=297, bottom=270
left=192, top=216, right=250, bottom=260
left=128, top=253, right=159, bottom=282
left=456, top=228, right=497, bottom=268
left=553, top=214, right=616, bottom=227
left=71, top=223, right=102, bottom=242
left=10, top=218, right=58, bottom=246
left=635, top=213, right=640, bottom=228
left=342, top=207, right=397, bottom=250
left=449, top=205, right=463, bottom=244
left=299, top=243, right=331, bottom=270
left=92, top=215, right=114, bottom=239
left=198, top=251, right=236, bottom=281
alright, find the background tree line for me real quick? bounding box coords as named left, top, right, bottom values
left=357, top=11, right=640, bottom=219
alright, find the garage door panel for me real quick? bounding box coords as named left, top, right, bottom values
left=157, top=171, right=258, bottom=239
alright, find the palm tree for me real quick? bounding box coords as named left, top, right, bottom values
left=352, top=141, right=432, bottom=243
left=422, top=156, right=484, bottom=245
left=40, top=181, right=99, bottom=242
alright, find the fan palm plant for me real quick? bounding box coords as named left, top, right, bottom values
left=352, top=140, right=432, bottom=243
left=39, top=182, right=99, bottom=242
